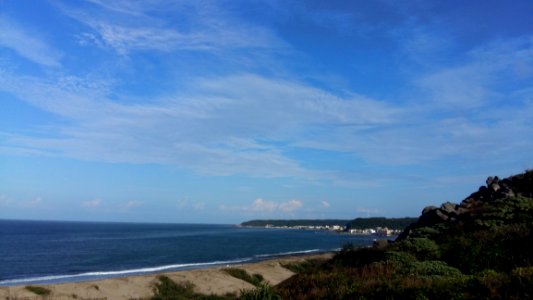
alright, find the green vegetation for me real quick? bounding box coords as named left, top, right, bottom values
left=223, top=268, right=264, bottom=287
left=239, top=284, right=281, bottom=300
left=151, top=275, right=280, bottom=300
left=346, top=217, right=417, bottom=230
left=25, top=286, right=51, bottom=296
left=151, top=170, right=533, bottom=299
left=151, top=275, right=236, bottom=300
left=281, top=258, right=328, bottom=274
left=274, top=170, right=533, bottom=299
left=241, top=219, right=350, bottom=227
left=241, top=217, right=417, bottom=230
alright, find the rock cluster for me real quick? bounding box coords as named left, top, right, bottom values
left=419, top=176, right=516, bottom=226
left=397, top=170, right=533, bottom=240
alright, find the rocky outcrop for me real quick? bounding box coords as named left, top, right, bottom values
left=397, top=170, right=533, bottom=240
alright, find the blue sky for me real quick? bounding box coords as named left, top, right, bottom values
left=1, top=0, right=532, bottom=224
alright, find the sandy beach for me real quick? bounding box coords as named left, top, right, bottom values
left=0, top=252, right=333, bottom=299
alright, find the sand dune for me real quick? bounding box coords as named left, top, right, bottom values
left=0, top=253, right=333, bottom=299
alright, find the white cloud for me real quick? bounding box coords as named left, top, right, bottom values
left=193, top=202, right=205, bottom=211
left=120, top=200, right=142, bottom=210
left=356, top=207, right=381, bottom=216
left=321, top=201, right=331, bottom=208
left=278, top=199, right=303, bottom=213
left=250, top=198, right=279, bottom=213
left=82, top=198, right=102, bottom=208
left=63, top=1, right=286, bottom=55
left=0, top=17, right=62, bottom=67
left=23, top=197, right=43, bottom=208
left=0, top=194, right=12, bottom=206
left=0, top=70, right=396, bottom=183
left=222, top=198, right=304, bottom=214
left=176, top=199, right=188, bottom=208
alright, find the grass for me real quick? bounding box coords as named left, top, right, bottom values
left=281, top=258, right=327, bottom=274
left=239, top=284, right=281, bottom=300
left=25, top=286, right=51, bottom=296
left=151, top=275, right=236, bottom=300
left=222, top=268, right=264, bottom=287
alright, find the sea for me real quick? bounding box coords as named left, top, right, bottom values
left=0, top=219, right=378, bottom=286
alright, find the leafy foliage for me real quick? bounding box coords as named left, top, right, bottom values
left=241, top=217, right=417, bottom=230
left=394, top=237, right=440, bottom=260
left=345, top=217, right=418, bottom=230
left=240, top=219, right=350, bottom=227
left=223, top=268, right=264, bottom=287
left=151, top=275, right=235, bottom=300
left=274, top=170, right=533, bottom=299
left=25, top=286, right=51, bottom=296
left=239, top=284, right=281, bottom=300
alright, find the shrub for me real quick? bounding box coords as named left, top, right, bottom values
left=281, top=258, right=327, bottom=274
left=332, top=245, right=386, bottom=267
left=151, top=276, right=236, bottom=300
left=151, top=275, right=195, bottom=300
left=395, top=237, right=440, bottom=261
left=223, top=268, right=263, bottom=287
left=240, top=284, right=281, bottom=300
left=25, top=286, right=51, bottom=296
left=403, top=261, right=463, bottom=277
left=384, top=251, right=417, bottom=265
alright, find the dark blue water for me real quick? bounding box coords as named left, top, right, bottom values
left=0, top=219, right=375, bottom=286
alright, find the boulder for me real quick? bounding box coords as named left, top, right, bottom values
left=486, top=176, right=494, bottom=187
left=440, top=202, right=457, bottom=214
left=422, top=206, right=437, bottom=215
left=435, top=209, right=449, bottom=221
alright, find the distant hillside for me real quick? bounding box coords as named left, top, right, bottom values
left=275, top=170, right=533, bottom=299
left=241, top=217, right=417, bottom=230
left=240, top=219, right=349, bottom=227
left=346, top=217, right=417, bottom=230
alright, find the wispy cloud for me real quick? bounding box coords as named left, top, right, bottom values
left=82, top=198, right=102, bottom=208
left=356, top=207, right=381, bottom=216
left=22, top=197, right=43, bottom=208
left=119, top=200, right=142, bottom=211
left=0, top=69, right=398, bottom=183
left=220, top=198, right=304, bottom=215
left=278, top=199, right=303, bottom=213
left=0, top=194, right=13, bottom=207
left=250, top=198, right=279, bottom=213
left=0, top=17, right=62, bottom=67
left=61, top=0, right=286, bottom=55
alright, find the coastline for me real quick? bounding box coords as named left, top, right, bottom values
left=0, top=252, right=334, bottom=299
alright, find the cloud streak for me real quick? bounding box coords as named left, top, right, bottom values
left=0, top=17, right=62, bottom=67
left=62, top=0, right=286, bottom=55
left=221, top=198, right=304, bottom=215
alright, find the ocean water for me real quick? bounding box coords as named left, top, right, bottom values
left=0, top=219, right=377, bottom=286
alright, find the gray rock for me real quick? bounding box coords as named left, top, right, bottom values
left=435, top=209, right=449, bottom=221
left=422, top=206, right=437, bottom=215
left=490, top=182, right=500, bottom=192
left=440, top=202, right=457, bottom=214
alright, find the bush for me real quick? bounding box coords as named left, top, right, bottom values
left=395, top=237, right=440, bottom=261
left=151, top=276, right=236, bottom=300
left=25, top=286, right=51, bottom=296
left=240, top=284, right=281, bottom=300
left=403, top=261, right=463, bottom=277
left=384, top=251, right=417, bottom=265
left=223, top=268, right=264, bottom=287
left=152, top=275, right=195, bottom=300
left=281, top=258, right=327, bottom=274
left=332, top=245, right=386, bottom=267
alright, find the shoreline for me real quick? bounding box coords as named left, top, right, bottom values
left=0, top=252, right=334, bottom=299
left=0, top=249, right=326, bottom=287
